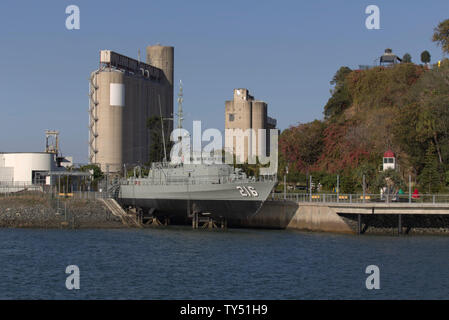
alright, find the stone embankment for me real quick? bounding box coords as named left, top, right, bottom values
left=0, top=194, right=124, bottom=229
left=4, top=193, right=449, bottom=235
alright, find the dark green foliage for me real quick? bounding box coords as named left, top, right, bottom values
left=79, top=164, right=104, bottom=190
left=394, top=64, right=449, bottom=170
left=340, top=174, right=356, bottom=193
left=324, top=67, right=352, bottom=119
left=79, top=164, right=103, bottom=180
left=402, top=53, right=412, bottom=63
left=372, top=169, right=406, bottom=196
left=146, top=116, right=173, bottom=164
left=420, top=50, right=431, bottom=64
left=419, top=143, right=441, bottom=193
left=316, top=173, right=338, bottom=192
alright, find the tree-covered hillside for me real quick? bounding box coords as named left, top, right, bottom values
left=279, top=19, right=449, bottom=193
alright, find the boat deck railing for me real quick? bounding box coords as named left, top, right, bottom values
left=121, top=174, right=277, bottom=186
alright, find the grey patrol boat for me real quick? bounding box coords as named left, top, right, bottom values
left=118, top=162, right=277, bottom=223
left=118, top=85, right=277, bottom=224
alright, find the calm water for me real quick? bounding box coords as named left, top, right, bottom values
left=0, top=227, right=448, bottom=299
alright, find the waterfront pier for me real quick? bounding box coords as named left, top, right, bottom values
left=234, top=193, right=449, bottom=235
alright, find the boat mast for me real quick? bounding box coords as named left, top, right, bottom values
left=158, top=95, right=168, bottom=163
left=177, top=80, right=184, bottom=130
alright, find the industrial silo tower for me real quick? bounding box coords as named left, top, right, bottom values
left=89, top=45, right=174, bottom=172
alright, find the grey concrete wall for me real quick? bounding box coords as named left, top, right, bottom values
left=233, top=201, right=354, bottom=234
left=286, top=204, right=354, bottom=234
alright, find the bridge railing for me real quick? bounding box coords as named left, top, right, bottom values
left=270, top=193, right=449, bottom=204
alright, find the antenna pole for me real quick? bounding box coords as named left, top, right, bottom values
left=158, top=95, right=168, bottom=162
left=177, top=80, right=184, bottom=130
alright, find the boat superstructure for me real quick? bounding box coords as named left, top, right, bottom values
left=118, top=162, right=277, bottom=224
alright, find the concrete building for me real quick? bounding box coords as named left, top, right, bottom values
left=89, top=45, right=174, bottom=172
left=225, top=89, right=277, bottom=162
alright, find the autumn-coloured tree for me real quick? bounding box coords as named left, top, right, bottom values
left=279, top=120, right=325, bottom=174
left=433, top=19, right=449, bottom=54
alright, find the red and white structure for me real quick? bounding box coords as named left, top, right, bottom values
left=383, top=150, right=396, bottom=171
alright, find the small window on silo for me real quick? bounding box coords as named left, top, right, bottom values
left=229, top=114, right=235, bottom=122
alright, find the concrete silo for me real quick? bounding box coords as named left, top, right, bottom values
left=90, top=70, right=126, bottom=172
left=225, top=89, right=253, bottom=162
left=146, top=45, right=174, bottom=133
left=89, top=48, right=174, bottom=172
left=224, top=89, right=276, bottom=162
left=251, top=101, right=267, bottom=157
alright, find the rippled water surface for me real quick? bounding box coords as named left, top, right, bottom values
left=0, top=228, right=448, bottom=299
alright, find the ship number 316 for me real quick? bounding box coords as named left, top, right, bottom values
left=236, top=186, right=258, bottom=197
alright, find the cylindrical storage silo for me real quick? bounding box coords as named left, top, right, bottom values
left=146, top=45, right=175, bottom=154
left=96, top=70, right=125, bottom=172
left=146, top=45, right=174, bottom=87
left=251, top=101, right=267, bottom=158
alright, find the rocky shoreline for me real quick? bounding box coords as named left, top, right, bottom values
left=0, top=194, right=125, bottom=229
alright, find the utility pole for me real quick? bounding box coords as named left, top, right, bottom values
left=309, top=175, right=312, bottom=202
left=284, top=165, right=288, bottom=200
left=409, top=174, right=412, bottom=203
left=363, top=175, right=366, bottom=204
left=337, top=175, right=340, bottom=203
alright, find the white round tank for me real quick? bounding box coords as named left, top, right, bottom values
left=0, top=152, right=55, bottom=183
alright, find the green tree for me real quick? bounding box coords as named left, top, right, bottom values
left=330, top=66, right=352, bottom=87
left=340, top=174, right=356, bottom=193
left=419, top=143, right=441, bottom=193
left=421, top=50, right=431, bottom=64
left=146, top=116, right=172, bottom=164
left=372, top=169, right=405, bottom=196
left=324, top=67, right=353, bottom=119
left=433, top=19, right=449, bottom=55
left=79, top=164, right=103, bottom=180
left=402, top=53, right=412, bottom=63
left=79, top=164, right=104, bottom=190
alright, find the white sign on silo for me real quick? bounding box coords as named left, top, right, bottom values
left=110, top=83, right=125, bottom=107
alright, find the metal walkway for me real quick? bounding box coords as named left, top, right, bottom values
left=101, top=198, right=143, bottom=228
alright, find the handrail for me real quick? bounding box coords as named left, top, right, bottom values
left=269, top=193, right=449, bottom=204
left=120, top=174, right=277, bottom=186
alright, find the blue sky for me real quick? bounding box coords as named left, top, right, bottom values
left=0, top=0, right=448, bottom=163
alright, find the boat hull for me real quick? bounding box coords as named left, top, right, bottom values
left=118, top=181, right=276, bottom=221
